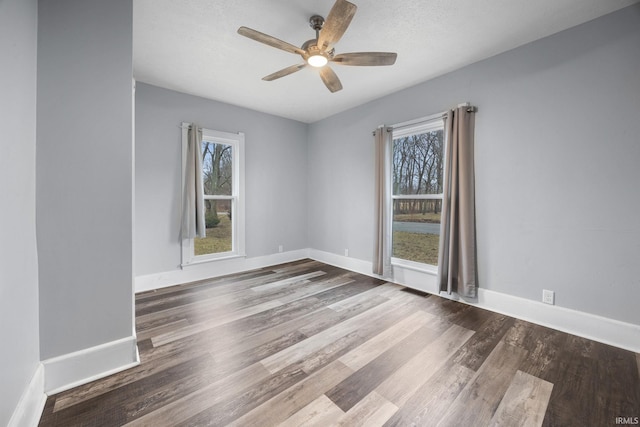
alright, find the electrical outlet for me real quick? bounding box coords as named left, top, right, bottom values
left=344, top=249, right=349, bottom=257
left=278, top=245, right=283, bottom=253
left=542, top=289, right=555, bottom=305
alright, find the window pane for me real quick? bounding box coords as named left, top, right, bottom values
left=194, top=199, right=232, bottom=256
left=201, top=141, right=232, bottom=196
left=392, top=199, right=441, bottom=265
left=392, top=129, right=443, bottom=195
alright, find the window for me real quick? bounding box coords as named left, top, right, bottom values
left=181, top=125, right=245, bottom=265
left=390, top=117, right=445, bottom=268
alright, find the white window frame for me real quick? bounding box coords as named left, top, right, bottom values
left=181, top=124, right=245, bottom=266
left=389, top=114, right=446, bottom=274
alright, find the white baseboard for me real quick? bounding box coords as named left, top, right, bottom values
left=309, top=249, right=640, bottom=353
left=8, top=363, right=46, bottom=427
left=135, top=249, right=310, bottom=293
left=308, top=248, right=379, bottom=279
left=473, top=287, right=640, bottom=353
left=42, top=336, right=140, bottom=395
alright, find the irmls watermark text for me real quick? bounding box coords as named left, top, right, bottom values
left=616, top=417, right=639, bottom=425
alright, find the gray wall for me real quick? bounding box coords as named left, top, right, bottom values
left=308, top=5, right=640, bottom=325
left=37, top=0, right=134, bottom=359
left=0, top=0, right=40, bottom=422
left=135, top=83, right=308, bottom=276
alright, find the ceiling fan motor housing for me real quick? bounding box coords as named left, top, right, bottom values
left=301, top=39, right=334, bottom=62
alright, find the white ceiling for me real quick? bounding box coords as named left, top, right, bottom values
left=134, top=0, right=637, bottom=123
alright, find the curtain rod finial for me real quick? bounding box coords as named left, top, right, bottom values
left=457, top=102, right=478, bottom=113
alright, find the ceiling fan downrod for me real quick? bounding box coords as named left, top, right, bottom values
left=309, top=15, right=325, bottom=40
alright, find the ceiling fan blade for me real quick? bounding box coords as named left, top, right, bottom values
left=238, top=26, right=305, bottom=56
left=332, top=52, right=398, bottom=66
left=317, top=0, right=357, bottom=51
left=262, top=63, right=308, bottom=81
left=319, top=66, right=343, bottom=93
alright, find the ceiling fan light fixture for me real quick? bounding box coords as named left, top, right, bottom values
left=307, top=54, right=328, bottom=67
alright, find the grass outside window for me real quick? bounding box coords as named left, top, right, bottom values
left=392, top=231, right=439, bottom=265
left=194, top=215, right=232, bottom=256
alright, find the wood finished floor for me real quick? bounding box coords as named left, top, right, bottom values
left=39, top=259, right=640, bottom=426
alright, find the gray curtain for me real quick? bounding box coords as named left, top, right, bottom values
left=438, top=106, right=477, bottom=298
left=373, top=126, right=392, bottom=276
left=182, top=124, right=206, bottom=239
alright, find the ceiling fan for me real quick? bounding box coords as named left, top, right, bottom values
left=237, top=0, right=397, bottom=93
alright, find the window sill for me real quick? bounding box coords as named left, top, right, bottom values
left=181, top=252, right=246, bottom=269
left=391, top=257, right=438, bottom=276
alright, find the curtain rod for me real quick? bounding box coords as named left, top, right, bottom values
left=392, top=110, right=447, bottom=131
left=371, top=103, right=477, bottom=136
left=371, top=111, right=445, bottom=136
